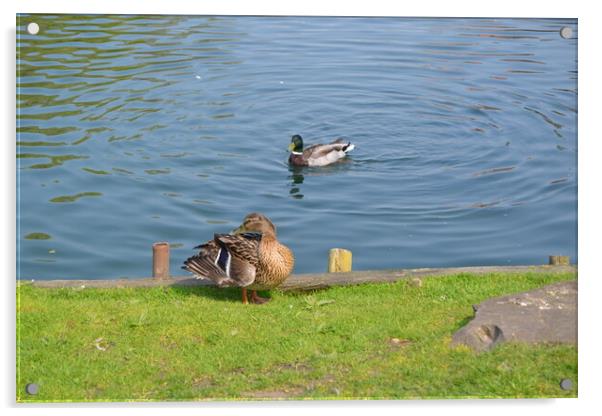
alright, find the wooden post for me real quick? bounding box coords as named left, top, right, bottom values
left=328, top=248, right=352, bottom=273
left=152, top=242, right=170, bottom=280
left=549, top=255, right=570, bottom=266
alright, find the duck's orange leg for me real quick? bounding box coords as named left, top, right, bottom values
left=242, top=287, right=249, bottom=304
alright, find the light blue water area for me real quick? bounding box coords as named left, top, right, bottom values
left=17, top=15, right=577, bottom=279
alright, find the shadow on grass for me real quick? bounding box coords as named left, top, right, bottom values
left=169, top=284, right=242, bottom=303
left=169, top=283, right=273, bottom=304
left=166, top=276, right=337, bottom=304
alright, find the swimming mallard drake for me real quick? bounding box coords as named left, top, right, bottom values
left=288, top=134, right=355, bottom=167
left=182, top=213, right=294, bottom=304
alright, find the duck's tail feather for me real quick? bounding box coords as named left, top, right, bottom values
left=183, top=252, right=224, bottom=278
left=183, top=238, right=236, bottom=286
left=332, top=138, right=355, bottom=153
left=343, top=143, right=355, bottom=153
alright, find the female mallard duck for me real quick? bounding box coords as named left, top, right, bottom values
left=182, top=213, right=294, bottom=304
left=288, top=134, right=355, bottom=167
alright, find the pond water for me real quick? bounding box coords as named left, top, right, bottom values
left=17, top=15, right=577, bottom=280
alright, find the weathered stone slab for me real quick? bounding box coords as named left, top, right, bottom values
left=451, top=280, right=577, bottom=352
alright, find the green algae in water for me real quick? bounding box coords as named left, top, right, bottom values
left=16, top=125, right=79, bottom=136
left=71, top=135, right=91, bottom=145
left=206, top=219, right=230, bottom=224
left=82, top=167, right=110, bottom=175
left=17, top=153, right=89, bottom=169
left=142, top=124, right=166, bottom=132
left=50, top=192, right=102, bottom=203
left=193, top=199, right=213, bottom=205
left=160, top=152, right=190, bottom=158
left=87, top=127, right=112, bottom=134
left=144, top=168, right=170, bottom=175
left=17, top=141, right=67, bottom=147
left=112, top=167, right=134, bottom=174
left=24, top=232, right=51, bottom=240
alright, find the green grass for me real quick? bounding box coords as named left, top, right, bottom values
left=16, top=272, right=577, bottom=402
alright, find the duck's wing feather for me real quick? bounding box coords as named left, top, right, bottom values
left=304, top=139, right=352, bottom=159
left=183, top=240, right=228, bottom=281
left=183, top=233, right=261, bottom=287
left=302, top=139, right=354, bottom=166
left=215, top=232, right=261, bottom=264
left=302, top=142, right=324, bottom=155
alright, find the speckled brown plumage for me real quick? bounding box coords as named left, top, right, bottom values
left=248, top=234, right=295, bottom=290
left=182, top=213, right=294, bottom=304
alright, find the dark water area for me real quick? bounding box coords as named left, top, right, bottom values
left=16, top=15, right=577, bottom=279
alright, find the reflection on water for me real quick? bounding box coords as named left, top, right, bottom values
left=288, top=157, right=356, bottom=200
left=17, top=15, right=577, bottom=279
left=288, top=167, right=305, bottom=199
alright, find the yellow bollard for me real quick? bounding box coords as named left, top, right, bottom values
left=328, top=248, right=352, bottom=273
left=549, top=255, right=570, bottom=266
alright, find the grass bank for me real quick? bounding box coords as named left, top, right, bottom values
left=17, top=272, right=577, bottom=402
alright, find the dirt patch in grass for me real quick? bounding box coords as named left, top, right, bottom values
left=245, top=387, right=305, bottom=399
left=388, top=338, right=412, bottom=349
left=191, top=376, right=213, bottom=389
left=273, top=362, right=314, bottom=373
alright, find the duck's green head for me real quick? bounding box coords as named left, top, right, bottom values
left=288, top=135, right=304, bottom=152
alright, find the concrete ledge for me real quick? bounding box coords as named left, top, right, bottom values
left=28, top=264, right=577, bottom=290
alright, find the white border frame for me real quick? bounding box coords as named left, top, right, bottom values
left=4, top=1, right=600, bottom=415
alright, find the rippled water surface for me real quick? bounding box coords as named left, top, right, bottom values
left=17, top=15, right=577, bottom=279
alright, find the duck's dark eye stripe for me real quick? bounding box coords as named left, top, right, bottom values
left=240, top=232, right=262, bottom=240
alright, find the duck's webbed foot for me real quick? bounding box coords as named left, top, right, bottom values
left=250, top=290, right=271, bottom=305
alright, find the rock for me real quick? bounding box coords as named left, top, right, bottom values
left=451, top=280, right=577, bottom=352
